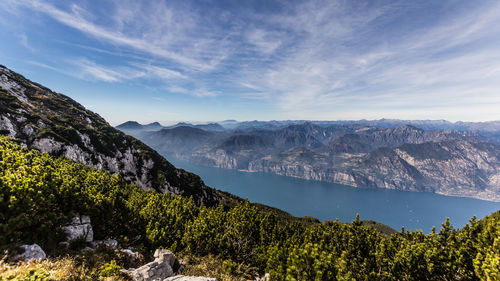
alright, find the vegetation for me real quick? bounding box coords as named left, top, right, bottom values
left=0, top=66, right=219, bottom=204
left=0, top=136, right=499, bottom=280
left=0, top=249, right=129, bottom=281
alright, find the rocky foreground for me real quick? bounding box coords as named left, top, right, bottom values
left=6, top=215, right=253, bottom=281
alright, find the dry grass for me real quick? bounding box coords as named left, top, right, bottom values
left=0, top=253, right=126, bottom=281
left=0, top=256, right=89, bottom=281
left=0, top=250, right=258, bottom=281
left=177, top=253, right=260, bottom=281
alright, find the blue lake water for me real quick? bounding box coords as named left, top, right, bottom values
left=167, top=156, right=500, bottom=232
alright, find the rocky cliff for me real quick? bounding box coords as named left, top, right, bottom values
left=0, top=65, right=219, bottom=205
left=125, top=120, right=500, bottom=201
left=248, top=140, right=500, bottom=201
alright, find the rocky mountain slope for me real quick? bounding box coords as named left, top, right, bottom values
left=249, top=139, right=500, bottom=201
left=120, top=121, right=500, bottom=201
left=0, top=65, right=219, bottom=205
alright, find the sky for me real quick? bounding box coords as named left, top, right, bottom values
left=1, top=0, right=500, bottom=125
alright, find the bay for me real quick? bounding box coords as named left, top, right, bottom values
left=167, top=156, right=500, bottom=232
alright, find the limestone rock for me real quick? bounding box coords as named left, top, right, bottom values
left=82, top=246, right=95, bottom=252
left=91, top=239, right=118, bottom=249
left=255, top=273, right=270, bottom=281
left=12, top=244, right=46, bottom=262
left=121, top=249, right=176, bottom=281
left=164, top=276, right=218, bottom=281
left=62, top=215, right=93, bottom=242
left=154, top=249, right=176, bottom=268
left=120, top=249, right=141, bottom=261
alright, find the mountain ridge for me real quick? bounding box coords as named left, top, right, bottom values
left=120, top=119, right=500, bottom=201
left=0, top=65, right=220, bottom=205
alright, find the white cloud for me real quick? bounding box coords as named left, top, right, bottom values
left=15, top=0, right=227, bottom=71
left=72, top=58, right=142, bottom=82
left=134, top=64, right=187, bottom=80
left=230, top=0, right=500, bottom=121
left=166, top=86, right=218, bottom=97
left=246, top=29, right=282, bottom=55
left=3, top=0, right=500, bottom=121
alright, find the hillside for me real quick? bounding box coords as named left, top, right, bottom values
left=0, top=65, right=219, bottom=205
left=1, top=136, right=499, bottom=280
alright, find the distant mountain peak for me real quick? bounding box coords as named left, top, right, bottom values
left=116, top=121, right=141, bottom=127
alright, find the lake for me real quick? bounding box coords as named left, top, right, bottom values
left=167, top=156, right=500, bottom=232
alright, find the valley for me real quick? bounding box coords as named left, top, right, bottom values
left=117, top=120, right=500, bottom=201
left=167, top=155, right=500, bottom=232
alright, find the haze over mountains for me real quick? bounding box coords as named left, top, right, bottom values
left=117, top=119, right=500, bottom=201
left=1, top=62, right=499, bottom=203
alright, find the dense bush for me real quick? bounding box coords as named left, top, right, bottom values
left=0, top=136, right=499, bottom=280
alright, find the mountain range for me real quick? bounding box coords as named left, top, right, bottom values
left=1, top=63, right=499, bottom=203
left=118, top=120, right=500, bottom=201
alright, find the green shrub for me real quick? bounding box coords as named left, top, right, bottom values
left=0, top=135, right=499, bottom=280
left=99, top=260, right=121, bottom=278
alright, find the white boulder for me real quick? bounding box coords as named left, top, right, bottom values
left=121, top=249, right=177, bottom=281
left=12, top=244, right=46, bottom=262
left=120, top=249, right=141, bottom=261
left=62, top=215, right=93, bottom=242
left=255, top=273, right=270, bottom=281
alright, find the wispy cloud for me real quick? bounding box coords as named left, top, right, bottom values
left=71, top=58, right=142, bottom=82
left=2, top=0, right=500, bottom=121
left=17, top=33, right=34, bottom=52
left=14, top=0, right=227, bottom=71
left=136, top=64, right=186, bottom=80
left=166, top=86, right=218, bottom=98
left=228, top=0, right=500, bottom=120
left=246, top=29, right=283, bottom=55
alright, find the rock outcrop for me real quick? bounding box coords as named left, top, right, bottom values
left=255, top=273, right=270, bottom=281
left=248, top=140, right=500, bottom=201
left=62, top=215, right=93, bottom=242
left=12, top=244, right=46, bottom=262
left=91, top=239, right=119, bottom=250
left=119, top=249, right=142, bottom=262
left=121, top=249, right=218, bottom=281
left=121, top=249, right=177, bottom=281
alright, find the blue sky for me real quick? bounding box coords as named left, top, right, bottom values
left=1, top=0, right=500, bottom=125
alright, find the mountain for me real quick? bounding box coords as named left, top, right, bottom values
left=324, top=125, right=481, bottom=153
left=233, top=120, right=296, bottom=131
left=214, top=119, right=500, bottom=143
left=133, top=119, right=500, bottom=201
left=249, top=139, right=500, bottom=201
left=144, top=126, right=217, bottom=157
left=117, top=121, right=227, bottom=140
left=0, top=65, right=219, bottom=205
left=115, top=120, right=166, bottom=139
left=312, top=119, right=500, bottom=143
left=115, top=120, right=143, bottom=130
left=166, top=122, right=226, bottom=132
left=116, top=121, right=164, bottom=131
